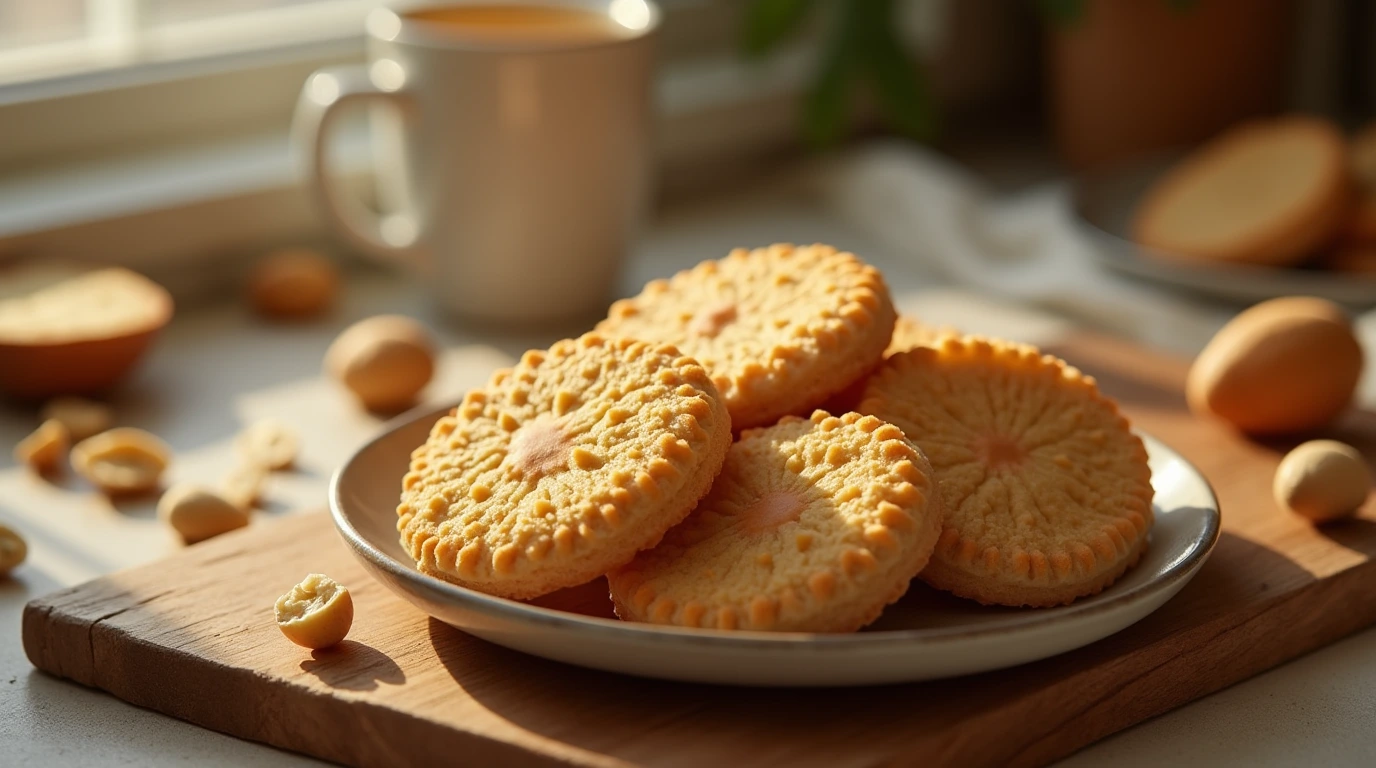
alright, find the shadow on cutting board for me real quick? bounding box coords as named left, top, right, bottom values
left=419, top=529, right=1313, bottom=766
left=1316, top=517, right=1376, bottom=559
left=299, top=640, right=406, bottom=692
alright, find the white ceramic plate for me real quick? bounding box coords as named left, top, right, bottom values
left=1073, top=153, right=1376, bottom=306
left=330, top=404, right=1221, bottom=687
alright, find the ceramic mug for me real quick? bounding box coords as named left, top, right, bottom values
left=294, top=1, right=660, bottom=323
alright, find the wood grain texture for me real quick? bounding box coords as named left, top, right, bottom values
left=22, top=333, right=1376, bottom=768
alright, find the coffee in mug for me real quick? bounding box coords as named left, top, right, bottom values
left=294, top=1, right=659, bottom=324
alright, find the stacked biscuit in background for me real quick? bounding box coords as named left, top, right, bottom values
left=1133, top=115, right=1376, bottom=274
left=399, top=244, right=1155, bottom=633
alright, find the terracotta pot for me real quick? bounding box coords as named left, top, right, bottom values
left=1049, top=0, right=1294, bottom=170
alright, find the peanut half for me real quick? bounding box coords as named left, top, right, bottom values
left=158, top=484, right=250, bottom=544
left=275, top=573, right=354, bottom=649
left=71, top=428, right=170, bottom=495
left=14, top=420, right=69, bottom=475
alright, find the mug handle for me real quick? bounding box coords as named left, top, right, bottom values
left=293, top=65, right=424, bottom=266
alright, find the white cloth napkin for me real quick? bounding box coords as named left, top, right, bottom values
left=816, top=141, right=1232, bottom=356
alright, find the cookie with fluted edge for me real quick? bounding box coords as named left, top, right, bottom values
left=824, top=315, right=960, bottom=415
left=859, top=336, right=1153, bottom=608
left=596, top=243, right=896, bottom=430
left=608, top=411, right=944, bottom=632
left=397, top=333, right=732, bottom=600
left=884, top=315, right=957, bottom=358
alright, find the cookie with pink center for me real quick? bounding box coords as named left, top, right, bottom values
left=860, top=336, right=1154, bottom=608
left=608, top=411, right=943, bottom=632
left=397, top=333, right=732, bottom=600
left=596, top=243, right=896, bottom=430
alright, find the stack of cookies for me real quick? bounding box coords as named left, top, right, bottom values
left=396, top=244, right=1154, bottom=632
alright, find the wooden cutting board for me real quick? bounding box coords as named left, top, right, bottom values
left=21, top=334, right=1376, bottom=768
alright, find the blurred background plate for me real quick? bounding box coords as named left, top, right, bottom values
left=1073, top=153, right=1376, bottom=307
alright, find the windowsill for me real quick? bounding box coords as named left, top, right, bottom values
left=0, top=45, right=814, bottom=279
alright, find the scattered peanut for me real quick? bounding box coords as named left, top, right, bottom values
left=221, top=464, right=267, bottom=510
left=40, top=397, right=113, bottom=441
left=71, top=428, right=170, bottom=495
left=157, top=484, right=250, bottom=544
left=1274, top=440, right=1371, bottom=523
left=0, top=524, right=26, bottom=576
left=325, top=315, right=435, bottom=412
left=275, top=573, right=353, bottom=649
left=236, top=420, right=299, bottom=470
left=247, top=248, right=340, bottom=320
left=14, top=419, right=69, bottom=475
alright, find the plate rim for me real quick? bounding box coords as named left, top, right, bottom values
left=1070, top=155, right=1376, bottom=304
left=330, top=403, right=1222, bottom=652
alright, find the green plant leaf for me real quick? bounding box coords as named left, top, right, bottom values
left=1034, top=0, right=1087, bottom=25
left=802, top=2, right=862, bottom=146
left=863, top=0, right=935, bottom=141
left=743, top=0, right=818, bottom=57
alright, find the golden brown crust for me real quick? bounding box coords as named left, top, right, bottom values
left=823, top=316, right=961, bottom=416
left=1133, top=116, right=1349, bottom=266
left=921, top=535, right=1146, bottom=608
left=608, top=411, right=944, bottom=632
left=859, top=336, right=1153, bottom=608
left=595, top=243, right=897, bottom=430
left=398, top=333, right=733, bottom=600
left=884, top=316, right=958, bottom=358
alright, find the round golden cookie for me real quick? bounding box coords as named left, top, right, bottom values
left=823, top=316, right=959, bottom=416
left=884, top=315, right=956, bottom=358
left=859, top=336, right=1153, bottom=608
left=596, top=243, right=896, bottom=430
left=608, top=411, right=943, bottom=633
left=398, top=333, right=732, bottom=600
left=1132, top=116, right=1349, bottom=266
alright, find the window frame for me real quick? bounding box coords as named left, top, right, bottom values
left=0, top=0, right=814, bottom=273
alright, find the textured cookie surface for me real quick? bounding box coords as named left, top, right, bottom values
left=397, top=333, right=732, bottom=599
left=885, top=315, right=956, bottom=358
left=823, top=315, right=959, bottom=416
left=608, top=411, right=943, bottom=633
left=860, top=336, right=1153, bottom=607
left=596, top=244, right=896, bottom=429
